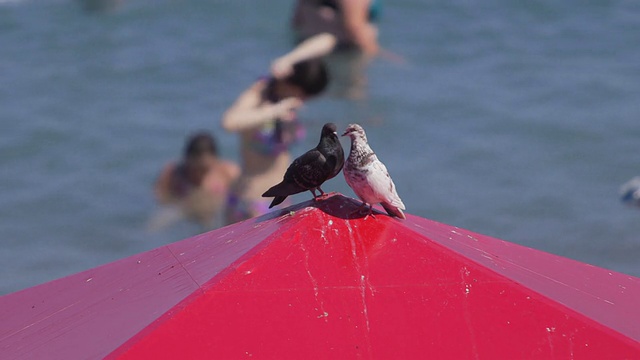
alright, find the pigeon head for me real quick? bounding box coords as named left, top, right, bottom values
left=321, top=122, right=338, bottom=137
left=341, top=123, right=367, bottom=141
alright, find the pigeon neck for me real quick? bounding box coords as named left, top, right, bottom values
left=349, top=138, right=374, bottom=166
left=319, top=134, right=339, bottom=148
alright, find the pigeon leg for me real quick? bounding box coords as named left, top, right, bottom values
left=316, top=186, right=328, bottom=200
left=349, top=202, right=369, bottom=218
left=363, top=204, right=376, bottom=220
left=309, top=189, right=319, bottom=199
left=312, top=187, right=328, bottom=201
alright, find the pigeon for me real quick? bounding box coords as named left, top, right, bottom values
left=342, top=123, right=406, bottom=219
left=262, top=122, right=344, bottom=208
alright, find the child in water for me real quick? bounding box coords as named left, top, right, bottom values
left=222, top=34, right=335, bottom=224
left=153, top=132, right=240, bottom=230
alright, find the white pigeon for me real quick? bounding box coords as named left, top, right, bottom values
left=342, top=123, right=406, bottom=219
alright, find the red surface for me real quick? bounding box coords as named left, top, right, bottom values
left=0, top=214, right=286, bottom=359
left=1, top=193, right=639, bottom=359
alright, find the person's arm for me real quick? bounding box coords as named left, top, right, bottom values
left=271, top=33, right=337, bottom=78
left=154, top=163, right=177, bottom=204
left=224, top=161, right=241, bottom=183
left=340, top=0, right=379, bottom=55
left=221, top=80, right=302, bottom=132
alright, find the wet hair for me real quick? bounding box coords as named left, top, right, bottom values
left=264, top=58, right=329, bottom=102
left=287, top=58, right=329, bottom=96
left=184, top=131, right=218, bottom=159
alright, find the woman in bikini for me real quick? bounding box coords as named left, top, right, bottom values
left=222, top=34, right=335, bottom=224
left=291, top=1, right=404, bottom=99
left=292, top=0, right=382, bottom=55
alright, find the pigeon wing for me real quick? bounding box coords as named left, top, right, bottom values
left=287, top=150, right=331, bottom=190
left=368, top=159, right=405, bottom=210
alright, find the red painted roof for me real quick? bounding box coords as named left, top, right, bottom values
left=1, top=193, right=639, bottom=359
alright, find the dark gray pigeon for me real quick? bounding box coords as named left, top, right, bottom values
left=262, top=122, right=344, bottom=208
left=342, top=123, right=406, bottom=219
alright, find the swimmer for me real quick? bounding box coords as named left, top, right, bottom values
left=292, top=2, right=403, bottom=99
left=292, top=0, right=382, bottom=55
left=152, top=132, right=240, bottom=230
left=222, top=34, right=334, bottom=224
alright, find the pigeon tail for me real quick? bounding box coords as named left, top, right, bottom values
left=262, top=181, right=306, bottom=208
left=381, top=202, right=406, bottom=220
left=269, top=196, right=287, bottom=208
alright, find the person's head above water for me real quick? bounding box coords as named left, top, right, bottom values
left=184, top=131, right=218, bottom=160
left=265, top=58, right=329, bottom=102
left=181, top=131, right=219, bottom=185
left=287, top=58, right=329, bottom=96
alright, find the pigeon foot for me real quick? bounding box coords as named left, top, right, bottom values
left=311, top=187, right=328, bottom=201
left=349, top=202, right=376, bottom=219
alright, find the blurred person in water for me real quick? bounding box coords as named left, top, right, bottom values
left=291, top=0, right=403, bottom=99
left=151, top=131, right=240, bottom=230
left=292, top=0, right=382, bottom=56
left=221, top=34, right=334, bottom=224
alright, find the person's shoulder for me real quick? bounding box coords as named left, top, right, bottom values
left=217, top=159, right=241, bottom=179
left=159, top=161, right=179, bottom=177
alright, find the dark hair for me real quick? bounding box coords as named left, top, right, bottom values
left=287, top=58, right=329, bottom=96
left=264, top=58, right=329, bottom=102
left=184, top=131, right=218, bottom=159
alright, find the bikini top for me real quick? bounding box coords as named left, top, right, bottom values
left=247, top=77, right=307, bottom=156
left=249, top=119, right=306, bottom=157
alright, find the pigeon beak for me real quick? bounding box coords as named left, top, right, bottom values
left=341, top=130, right=348, bottom=136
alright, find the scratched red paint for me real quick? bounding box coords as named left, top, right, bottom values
left=1, top=193, right=639, bottom=359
